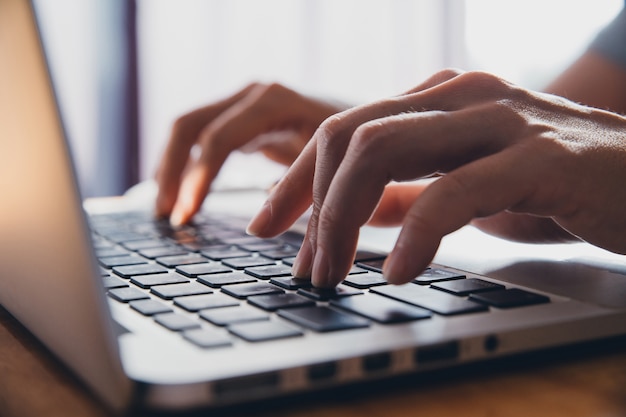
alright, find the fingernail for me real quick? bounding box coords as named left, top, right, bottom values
left=246, top=200, right=272, bottom=236
left=312, top=246, right=332, bottom=288
left=292, top=239, right=313, bottom=278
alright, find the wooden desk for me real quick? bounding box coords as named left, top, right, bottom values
left=1, top=304, right=625, bottom=417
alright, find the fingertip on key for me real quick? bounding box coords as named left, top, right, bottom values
left=169, top=206, right=187, bottom=227
left=246, top=200, right=272, bottom=237
left=383, top=250, right=412, bottom=285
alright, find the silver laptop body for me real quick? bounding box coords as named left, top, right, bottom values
left=1, top=0, right=625, bottom=413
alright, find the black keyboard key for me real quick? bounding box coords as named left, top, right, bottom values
left=221, top=282, right=284, bottom=299
left=121, top=239, right=169, bottom=251
left=182, top=328, right=232, bottom=348
left=176, top=262, right=232, bottom=277
left=297, top=284, right=362, bottom=301
left=237, top=241, right=284, bottom=252
left=281, top=256, right=297, bottom=266
left=269, top=276, right=312, bottom=290
left=343, top=272, right=388, bottom=289
left=130, top=299, right=173, bottom=316
left=108, top=287, right=150, bottom=302
left=92, top=238, right=113, bottom=250
left=221, top=256, right=275, bottom=270
left=432, top=278, right=505, bottom=296
left=372, top=284, right=488, bottom=316
left=244, top=264, right=292, bottom=279
left=278, top=306, right=369, bottom=332
left=356, top=258, right=385, bottom=273
left=330, top=294, right=431, bottom=324
left=99, top=255, right=147, bottom=269
left=113, top=264, right=168, bottom=279
left=228, top=321, right=303, bottom=342
left=248, top=293, right=315, bottom=311
left=139, top=246, right=188, bottom=259
left=275, top=230, right=304, bottom=247
left=198, top=272, right=257, bottom=288
left=222, top=235, right=270, bottom=246
left=102, top=275, right=129, bottom=289
left=181, top=240, right=223, bottom=252
left=259, top=246, right=299, bottom=260
left=164, top=230, right=197, bottom=244
left=151, top=282, right=212, bottom=299
left=154, top=312, right=201, bottom=331
left=412, top=268, right=465, bottom=285
left=156, top=253, right=207, bottom=268
left=348, top=266, right=368, bottom=275
left=173, top=293, right=239, bottom=312
left=204, top=230, right=245, bottom=242
left=105, top=231, right=148, bottom=243
left=96, top=247, right=131, bottom=258
left=200, top=307, right=270, bottom=326
left=201, top=246, right=251, bottom=260
left=130, top=272, right=189, bottom=289
left=354, top=250, right=386, bottom=262
left=469, top=288, right=550, bottom=308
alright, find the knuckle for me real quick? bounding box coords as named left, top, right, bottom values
left=457, top=70, right=514, bottom=93
left=316, top=114, right=344, bottom=147
left=350, top=120, right=388, bottom=155
left=491, top=99, right=526, bottom=123
left=264, top=81, right=286, bottom=94
left=245, top=81, right=271, bottom=101
left=245, top=81, right=263, bottom=90
left=256, top=81, right=290, bottom=100
left=170, top=114, right=194, bottom=141
left=458, top=70, right=496, bottom=84
left=248, top=82, right=297, bottom=116
left=434, top=67, right=465, bottom=80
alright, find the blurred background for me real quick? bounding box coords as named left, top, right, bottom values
left=34, top=0, right=622, bottom=198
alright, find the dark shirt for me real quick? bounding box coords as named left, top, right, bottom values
left=590, top=4, right=626, bottom=68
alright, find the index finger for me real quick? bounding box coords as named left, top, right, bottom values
left=155, top=84, right=257, bottom=217
left=169, top=84, right=334, bottom=225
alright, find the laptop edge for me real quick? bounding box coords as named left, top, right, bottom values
left=0, top=0, right=134, bottom=412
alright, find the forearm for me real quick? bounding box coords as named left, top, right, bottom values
left=545, top=51, right=626, bottom=115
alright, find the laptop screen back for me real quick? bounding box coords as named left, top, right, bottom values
left=0, top=0, right=132, bottom=411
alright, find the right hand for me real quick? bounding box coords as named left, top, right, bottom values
left=155, top=82, right=344, bottom=225
left=246, top=70, right=626, bottom=288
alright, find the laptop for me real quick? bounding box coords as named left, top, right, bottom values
left=1, top=0, right=626, bottom=414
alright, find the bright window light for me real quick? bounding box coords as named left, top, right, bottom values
left=464, top=0, right=623, bottom=88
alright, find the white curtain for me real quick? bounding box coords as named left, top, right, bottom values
left=464, top=0, right=623, bottom=89
left=37, top=0, right=622, bottom=195
left=137, top=0, right=467, bottom=187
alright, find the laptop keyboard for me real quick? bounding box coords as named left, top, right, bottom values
left=91, top=212, right=551, bottom=349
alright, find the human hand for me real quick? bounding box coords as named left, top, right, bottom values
left=246, top=69, right=626, bottom=287
left=155, top=82, right=344, bottom=225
